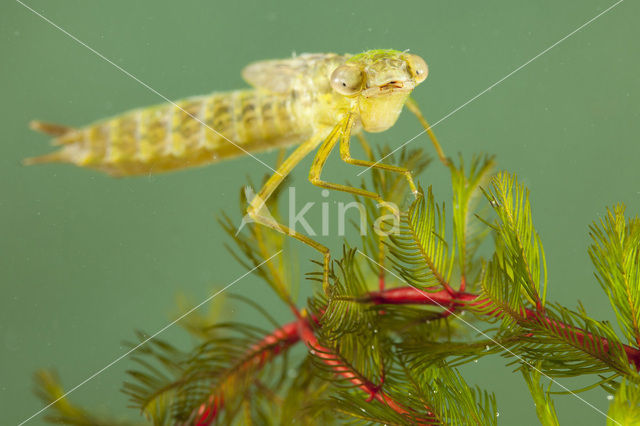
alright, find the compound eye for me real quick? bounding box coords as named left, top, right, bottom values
left=330, top=64, right=364, bottom=96
left=406, top=54, right=428, bottom=83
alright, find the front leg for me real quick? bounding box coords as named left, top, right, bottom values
left=405, top=97, right=450, bottom=167
left=338, top=117, right=419, bottom=198
left=308, top=116, right=385, bottom=204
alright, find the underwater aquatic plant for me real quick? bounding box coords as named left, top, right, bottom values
left=34, top=145, right=640, bottom=425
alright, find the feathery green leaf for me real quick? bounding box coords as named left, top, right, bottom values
left=521, top=363, right=560, bottom=426
left=607, top=379, right=640, bottom=425
left=451, top=154, right=495, bottom=283
left=589, top=205, right=640, bottom=345
left=483, top=172, right=548, bottom=308
left=388, top=186, right=454, bottom=292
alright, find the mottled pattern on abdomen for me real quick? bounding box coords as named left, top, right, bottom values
left=48, top=90, right=310, bottom=176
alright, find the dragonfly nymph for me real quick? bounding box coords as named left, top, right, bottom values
left=26, top=49, right=446, bottom=288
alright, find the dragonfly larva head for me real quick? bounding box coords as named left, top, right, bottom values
left=330, top=49, right=428, bottom=133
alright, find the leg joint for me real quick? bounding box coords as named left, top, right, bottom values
left=309, top=176, right=322, bottom=186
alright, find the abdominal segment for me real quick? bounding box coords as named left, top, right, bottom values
left=26, top=90, right=308, bottom=176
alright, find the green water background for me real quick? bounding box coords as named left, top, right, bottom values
left=2, top=0, right=639, bottom=424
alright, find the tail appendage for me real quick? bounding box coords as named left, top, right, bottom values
left=23, top=120, right=82, bottom=167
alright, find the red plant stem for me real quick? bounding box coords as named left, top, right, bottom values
left=192, top=320, right=301, bottom=425
left=366, top=287, right=477, bottom=306
left=193, top=315, right=435, bottom=424
left=296, top=316, right=433, bottom=424
left=522, top=309, right=640, bottom=368
left=366, top=286, right=640, bottom=370
left=251, top=320, right=301, bottom=366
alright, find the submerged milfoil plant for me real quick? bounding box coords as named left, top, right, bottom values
left=35, top=144, right=640, bottom=425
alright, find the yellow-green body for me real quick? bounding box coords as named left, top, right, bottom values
left=44, top=89, right=309, bottom=176
left=26, top=51, right=424, bottom=177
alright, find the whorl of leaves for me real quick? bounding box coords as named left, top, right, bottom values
left=387, top=186, right=453, bottom=291
left=309, top=248, right=378, bottom=339
left=511, top=303, right=636, bottom=379
left=607, top=379, right=640, bottom=425
left=392, top=360, right=498, bottom=425
left=122, top=321, right=292, bottom=424
left=450, top=154, right=495, bottom=283
left=470, top=173, right=639, bottom=385
left=480, top=172, right=548, bottom=310
left=589, top=205, right=640, bottom=346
